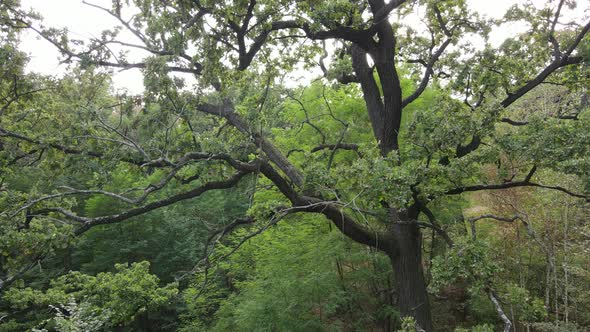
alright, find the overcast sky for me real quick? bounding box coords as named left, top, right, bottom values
left=18, top=0, right=587, bottom=94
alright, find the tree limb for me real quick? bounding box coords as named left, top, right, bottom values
left=487, top=288, right=512, bottom=332
left=446, top=167, right=589, bottom=202
left=0, top=126, right=146, bottom=166
left=197, top=102, right=305, bottom=187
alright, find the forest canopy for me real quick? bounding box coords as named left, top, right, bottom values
left=1, top=0, right=590, bottom=331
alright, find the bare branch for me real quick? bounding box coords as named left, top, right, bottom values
left=499, top=117, right=529, bottom=126
left=310, top=143, right=361, bottom=155
left=0, top=126, right=146, bottom=165
left=402, top=38, right=452, bottom=108
left=446, top=166, right=589, bottom=202
left=548, top=0, right=566, bottom=58
left=22, top=21, right=200, bottom=75
left=468, top=214, right=519, bottom=240
left=487, top=288, right=512, bottom=332
left=34, top=207, right=91, bottom=223
left=500, top=112, right=581, bottom=126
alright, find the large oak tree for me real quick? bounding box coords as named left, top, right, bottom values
left=2, top=0, right=590, bottom=330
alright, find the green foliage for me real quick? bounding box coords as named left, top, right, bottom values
left=182, top=215, right=395, bottom=331
left=430, top=238, right=500, bottom=293
left=46, top=300, right=111, bottom=332
left=398, top=316, right=419, bottom=332
left=530, top=321, right=587, bottom=332
left=454, top=324, right=494, bottom=332
left=3, top=262, right=178, bottom=329
left=464, top=292, right=498, bottom=326
left=2, top=0, right=590, bottom=331
left=502, top=283, right=546, bottom=323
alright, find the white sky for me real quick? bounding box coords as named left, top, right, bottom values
left=18, top=0, right=588, bottom=95
left=20, top=0, right=146, bottom=94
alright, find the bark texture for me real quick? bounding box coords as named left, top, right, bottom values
left=389, top=222, right=433, bottom=331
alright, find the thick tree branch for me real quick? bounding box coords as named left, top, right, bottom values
left=448, top=19, right=590, bottom=161
left=548, top=0, right=566, bottom=58
left=186, top=157, right=391, bottom=255
left=414, top=203, right=454, bottom=247
left=499, top=117, right=529, bottom=126
left=68, top=169, right=254, bottom=234
left=197, top=102, right=305, bottom=187
left=468, top=214, right=520, bottom=240
left=21, top=155, right=260, bottom=231
left=238, top=17, right=380, bottom=70
left=501, top=20, right=590, bottom=109
left=272, top=20, right=377, bottom=50
left=257, top=162, right=392, bottom=252
left=301, top=195, right=393, bottom=252
left=48, top=153, right=252, bottom=207
left=351, top=44, right=387, bottom=150
left=500, top=112, right=581, bottom=126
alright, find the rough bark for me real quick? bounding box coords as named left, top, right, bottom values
left=388, top=218, right=433, bottom=331
left=349, top=2, right=432, bottom=326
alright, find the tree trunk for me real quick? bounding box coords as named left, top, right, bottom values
left=389, top=222, right=433, bottom=332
